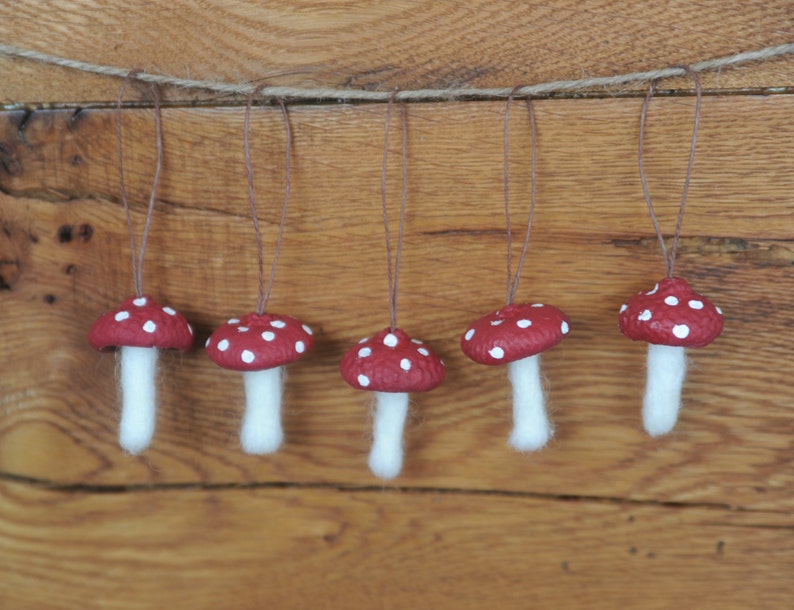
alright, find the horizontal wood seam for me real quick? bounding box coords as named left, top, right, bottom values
left=1, top=470, right=786, bottom=517
left=5, top=86, right=794, bottom=112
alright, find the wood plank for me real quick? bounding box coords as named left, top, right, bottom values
left=1, top=0, right=794, bottom=103
left=0, top=481, right=791, bottom=610
left=0, top=97, right=792, bottom=510
left=2, top=96, right=793, bottom=238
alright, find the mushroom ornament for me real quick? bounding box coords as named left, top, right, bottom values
left=206, top=313, right=313, bottom=454
left=340, top=328, right=445, bottom=480
left=619, top=277, right=723, bottom=436
left=462, top=303, right=570, bottom=451
left=89, top=295, right=194, bottom=454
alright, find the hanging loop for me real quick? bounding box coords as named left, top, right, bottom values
left=504, top=87, right=538, bottom=305
left=244, top=88, right=293, bottom=315
left=381, top=90, right=408, bottom=331
left=638, top=66, right=702, bottom=278
left=116, top=71, right=163, bottom=297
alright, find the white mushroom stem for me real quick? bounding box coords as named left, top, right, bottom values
left=507, top=354, right=553, bottom=451
left=240, top=366, right=285, bottom=454
left=643, top=344, right=687, bottom=437
left=369, top=391, right=410, bottom=480
left=118, top=345, right=159, bottom=455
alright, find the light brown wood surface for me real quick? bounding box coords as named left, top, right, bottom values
left=1, top=0, right=794, bottom=103
left=1, top=3, right=793, bottom=608
left=1, top=480, right=792, bottom=610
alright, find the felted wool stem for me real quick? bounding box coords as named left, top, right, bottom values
left=240, top=367, right=285, bottom=454
left=118, top=345, right=159, bottom=455
left=507, top=354, right=552, bottom=451
left=369, top=391, right=410, bottom=480
left=643, top=343, right=687, bottom=437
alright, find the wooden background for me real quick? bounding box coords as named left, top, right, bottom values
left=1, top=2, right=793, bottom=608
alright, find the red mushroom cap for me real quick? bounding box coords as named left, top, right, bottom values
left=88, top=295, right=194, bottom=351
left=618, top=277, right=723, bottom=348
left=340, top=327, right=445, bottom=393
left=205, top=312, right=313, bottom=372
left=461, top=302, right=570, bottom=365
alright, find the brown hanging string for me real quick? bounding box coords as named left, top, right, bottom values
left=244, top=87, right=293, bottom=315
left=117, top=71, right=163, bottom=297
left=381, top=90, right=408, bottom=331
left=638, top=65, right=702, bottom=279
left=504, top=88, right=538, bottom=305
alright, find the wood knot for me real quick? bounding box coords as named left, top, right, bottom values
left=0, top=141, right=23, bottom=177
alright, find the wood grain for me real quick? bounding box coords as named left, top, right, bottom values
left=0, top=480, right=792, bottom=610
left=0, top=96, right=792, bottom=511
left=1, top=0, right=793, bottom=103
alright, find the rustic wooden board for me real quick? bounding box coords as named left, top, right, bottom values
left=1, top=0, right=794, bottom=103
left=0, top=480, right=792, bottom=610
left=0, top=96, right=792, bottom=512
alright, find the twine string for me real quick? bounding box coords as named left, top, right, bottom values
left=1, top=41, right=792, bottom=101
left=244, top=88, right=292, bottom=315
left=381, top=91, right=408, bottom=331
left=509, top=97, right=538, bottom=304
left=263, top=98, right=292, bottom=312
left=638, top=65, right=701, bottom=278
left=504, top=89, right=538, bottom=306
left=116, top=71, right=163, bottom=297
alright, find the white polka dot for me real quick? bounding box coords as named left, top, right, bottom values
left=241, top=350, right=255, bottom=364
left=357, top=374, right=370, bottom=387
left=302, top=324, right=313, bottom=335
left=271, top=320, right=287, bottom=329
left=205, top=338, right=211, bottom=348
left=561, top=321, right=570, bottom=334
left=133, top=297, right=147, bottom=306
left=411, top=338, right=423, bottom=344
left=142, top=320, right=156, bottom=333
left=358, top=347, right=372, bottom=358
left=531, top=303, right=544, bottom=308
left=261, top=331, right=275, bottom=342
left=673, top=324, right=690, bottom=339
left=218, top=339, right=230, bottom=351
left=688, top=300, right=704, bottom=310
left=489, top=346, right=505, bottom=359
left=716, top=307, right=723, bottom=315
left=114, top=311, right=130, bottom=322
left=162, top=306, right=176, bottom=316
left=400, top=358, right=412, bottom=371
left=490, top=319, right=504, bottom=326
left=228, top=318, right=240, bottom=324
left=516, top=319, right=532, bottom=328
left=417, top=347, right=429, bottom=356
left=358, top=337, right=368, bottom=344
left=647, top=284, right=659, bottom=295
left=619, top=304, right=628, bottom=313
left=237, top=326, right=249, bottom=332
left=664, top=296, right=679, bottom=306
left=638, top=309, right=652, bottom=321
left=295, top=341, right=305, bottom=354
left=464, top=328, right=475, bottom=341
left=188, top=324, right=194, bottom=336
left=383, top=333, right=398, bottom=347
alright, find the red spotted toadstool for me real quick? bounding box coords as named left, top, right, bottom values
left=340, top=327, right=445, bottom=479
left=619, top=277, right=723, bottom=436
left=206, top=312, right=313, bottom=454
left=88, top=295, right=194, bottom=454
left=462, top=302, right=570, bottom=451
